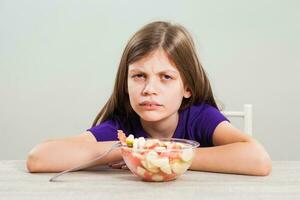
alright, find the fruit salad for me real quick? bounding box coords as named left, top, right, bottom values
left=117, top=130, right=199, bottom=182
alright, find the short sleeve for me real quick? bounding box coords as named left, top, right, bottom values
left=191, top=105, right=230, bottom=147
left=86, top=120, right=121, bottom=142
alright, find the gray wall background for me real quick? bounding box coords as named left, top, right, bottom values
left=1, top=0, right=299, bottom=160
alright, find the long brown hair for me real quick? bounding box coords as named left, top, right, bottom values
left=91, top=21, right=221, bottom=127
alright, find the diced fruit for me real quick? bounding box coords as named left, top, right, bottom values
left=160, top=151, right=180, bottom=160
left=152, top=174, right=163, bottom=181
left=146, top=159, right=157, bottom=169
left=145, top=139, right=160, bottom=149
left=170, top=160, right=189, bottom=175
left=145, top=151, right=172, bottom=175
left=147, top=166, right=160, bottom=173
left=160, top=163, right=172, bottom=175
left=163, top=173, right=177, bottom=181
left=129, top=155, right=141, bottom=166
left=168, top=143, right=184, bottom=150
left=143, top=172, right=153, bottom=180
left=141, top=160, right=160, bottom=173
left=146, top=150, right=158, bottom=162
left=133, top=138, right=139, bottom=150
left=144, top=140, right=153, bottom=148
left=140, top=160, right=147, bottom=168
left=138, top=137, right=146, bottom=147
left=119, top=132, right=196, bottom=181
left=180, top=148, right=194, bottom=162
left=164, top=141, right=171, bottom=146
left=117, top=130, right=127, bottom=144
left=132, top=152, right=144, bottom=160
left=150, top=157, right=168, bottom=168
left=126, top=134, right=134, bottom=147
left=154, top=146, right=166, bottom=152
left=136, top=166, right=146, bottom=177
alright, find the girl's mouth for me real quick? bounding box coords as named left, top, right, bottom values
left=139, top=103, right=162, bottom=110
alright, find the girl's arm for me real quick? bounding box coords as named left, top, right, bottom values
left=189, top=121, right=272, bottom=176
left=26, top=132, right=122, bottom=173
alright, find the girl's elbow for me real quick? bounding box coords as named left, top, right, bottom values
left=26, top=143, right=45, bottom=173
left=26, top=153, right=40, bottom=173
left=256, top=153, right=272, bottom=176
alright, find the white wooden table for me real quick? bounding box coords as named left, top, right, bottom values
left=0, top=160, right=299, bottom=200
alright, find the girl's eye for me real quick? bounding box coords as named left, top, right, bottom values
left=163, top=75, right=173, bottom=80
left=130, top=74, right=173, bottom=80
left=131, top=74, right=145, bottom=79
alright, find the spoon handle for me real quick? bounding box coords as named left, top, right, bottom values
left=49, top=141, right=122, bottom=182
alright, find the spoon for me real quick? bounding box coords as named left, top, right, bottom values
left=49, top=141, right=122, bottom=182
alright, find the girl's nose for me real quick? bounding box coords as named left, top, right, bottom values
left=142, top=80, right=157, bottom=96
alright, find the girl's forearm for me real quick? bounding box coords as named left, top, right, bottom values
left=27, top=140, right=122, bottom=173
left=189, top=141, right=272, bottom=176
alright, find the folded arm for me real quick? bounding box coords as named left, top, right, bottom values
left=26, top=132, right=122, bottom=173
left=189, top=121, right=272, bottom=176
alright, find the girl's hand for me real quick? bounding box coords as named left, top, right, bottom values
left=108, top=160, right=129, bottom=170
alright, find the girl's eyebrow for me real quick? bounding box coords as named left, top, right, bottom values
left=128, top=68, right=178, bottom=75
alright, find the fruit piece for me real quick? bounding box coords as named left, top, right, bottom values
left=152, top=174, right=163, bottom=181
left=146, top=152, right=172, bottom=175
left=170, top=160, right=189, bottom=175
left=133, top=138, right=139, bottom=150
left=145, top=139, right=160, bottom=149
left=138, top=137, right=146, bottom=147
left=154, top=146, right=166, bottom=152
left=126, top=134, right=134, bottom=147
left=117, top=130, right=127, bottom=144
left=140, top=160, right=148, bottom=169
left=147, top=160, right=158, bottom=171
left=147, top=166, right=160, bottom=173
left=143, top=171, right=153, bottom=180
left=128, top=153, right=141, bottom=167
left=146, top=150, right=162, bottom=168
left=141, top=160, right=160, bottom=173
left=142, top=150, right=159, bottom=173
left=153, top=157, right=172, bottom=175
left=132, top=152, right=144, bottom=160
left=168, top=142, right=184, bottom=150
left=160, top=151, right=179, bottom=160
left=163, top=173, right=177, bottom=181
left=179, top=148, right=194, bottom=162
left=146, top=150, right=159, bottom=162
left=136, top=166, right=146, bottom=177
left=164, top=141, right=171, bottom=146
left=144, top=151, right=163, bottom=173
left=160, top=163, right=172, bottom=175
left=144, top=140, right=153, bottom=148
left=150, top=157, right=168, bottom=168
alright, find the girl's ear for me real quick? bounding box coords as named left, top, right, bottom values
left=183, top=86, right=192, bottom=98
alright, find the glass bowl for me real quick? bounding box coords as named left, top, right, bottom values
left=121, top=138, right=200, bottom=182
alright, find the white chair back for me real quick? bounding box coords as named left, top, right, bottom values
left=221, top=104, right=253, bottom=136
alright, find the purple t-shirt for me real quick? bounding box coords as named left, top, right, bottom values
left=86, top=103, right=230, bottom=147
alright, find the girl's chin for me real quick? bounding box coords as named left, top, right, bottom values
left=137, top=111, right=165, bottom=122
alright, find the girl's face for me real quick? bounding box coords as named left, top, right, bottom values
left=127, top=49, right=191, bottom=122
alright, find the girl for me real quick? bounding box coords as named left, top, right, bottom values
left=27, top=21, right=272, bottom=176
